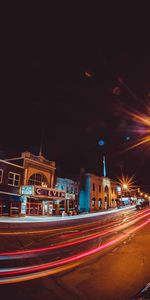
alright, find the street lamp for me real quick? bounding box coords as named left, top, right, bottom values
left=122, top=183, right=128, bottom=190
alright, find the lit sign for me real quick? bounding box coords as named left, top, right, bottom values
left=35, top=187, right=66, bottom=199
left=66, top=193, right=75, bottom=200
left=117, top=186, right=121, bottom=192
left=21, top=186, right=34, bottom=195
left=21, top=185, right=66, bottom=199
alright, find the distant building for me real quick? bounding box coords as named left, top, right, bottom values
left=79, top=173, right=119, bottom=213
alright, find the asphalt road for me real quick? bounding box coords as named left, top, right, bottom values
left=0, top=207, right=150, bottom=300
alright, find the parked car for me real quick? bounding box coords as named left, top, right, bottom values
left=136, top=199, right=149, bottom=210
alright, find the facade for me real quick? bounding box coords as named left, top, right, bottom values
left=7, top=151, right=65, bottom=216
left=79, top=173, right=119, bottom=212
left=0, top=160, right=24, bottom=216
left=55, top=177, right=79, bottom=214
left=6, top=152, right=79, bottom=216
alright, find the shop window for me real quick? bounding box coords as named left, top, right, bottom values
left=0, top=169, right=3, bottom=184
left=28, top=173, right=48, bottom=186
left=8, top=172, right=20, bottom=187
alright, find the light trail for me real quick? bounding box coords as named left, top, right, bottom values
left=0, top=218, right=149, bottom=284
left=0, top=207, right=135, bottom=236
left=0, top=209, right=150, bottom=259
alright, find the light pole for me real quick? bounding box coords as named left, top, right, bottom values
left=98, top=139, right=106, bottom=177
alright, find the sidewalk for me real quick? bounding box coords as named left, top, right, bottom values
left=0, top=206, right=135, bottom=223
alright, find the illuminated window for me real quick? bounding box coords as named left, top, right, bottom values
left=98, top=198, right=102, bottom=207
left=8, top=172, right=20, bottom=187
left=92, top=198, right=96, bottom=207
left=28, top=173, right=48, bottom=186
left=0, top=169, right=3, bottom=184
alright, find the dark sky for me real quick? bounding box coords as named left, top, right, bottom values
left=1, top=3, right=150, bottom=190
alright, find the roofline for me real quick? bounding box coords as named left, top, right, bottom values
left=24, top=158, right=56, bottom=169
left=85, top=173, right=119, bottom=184
left=56, top=177, right=77, bottom=183
left=0, top=191, right=20, bottom=196
left=6, top=157, right=23, bottom=161
left=0, top=160, right=24, bottom=169
left=6, top=157, right=56, bottom=169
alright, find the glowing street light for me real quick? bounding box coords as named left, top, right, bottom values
left=117, top=175, right=135, bottom=192
left=122, top=183, right=128, bottom=190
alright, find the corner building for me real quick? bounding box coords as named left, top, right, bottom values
left=7, top=152, right=62, bottom=216
left=7, top=152, right=79, bottom=216
left=79, top=173, right=119, bottom=213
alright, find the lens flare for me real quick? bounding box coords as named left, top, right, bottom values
left=120, top=104, right=150, bottom=153
left=117, top=174, right=136, bottom=191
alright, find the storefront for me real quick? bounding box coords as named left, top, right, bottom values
left=21, top=185, right=66, bottom=216
left=0, top=193, right=21, bottom=217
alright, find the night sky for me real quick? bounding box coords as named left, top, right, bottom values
left=1, top=4, right=150, bottom=190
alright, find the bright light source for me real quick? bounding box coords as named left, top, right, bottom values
left=123, top=183, right=128, bottom=190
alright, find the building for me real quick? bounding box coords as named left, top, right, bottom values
left=0, top=160, right=24, bottom=216
left=79, top=173, right=119, bottom=213
left=6, top=151, right=67, bottom=216
left=55, top=177, right=79, bottom=214
left=6, top=151, right=79, bottom=216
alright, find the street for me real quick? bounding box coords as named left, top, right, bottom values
left=0, top=207, right=150, bottom=299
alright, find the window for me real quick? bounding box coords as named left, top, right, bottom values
left=28, top=173, right=48, bottom=186
left=99, top=185, right=101, bottom=193
left=0, top=169, right=3, bottom=184
left=8, top=172, right=20, bottom=187
left=98, top=198, right=102, bottom=208
left=92, top=183, right=95, bottom=191
left=92, top=198, right=95, bottom=208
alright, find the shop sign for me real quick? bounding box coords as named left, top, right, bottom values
left=35, top=187, right=66, bottom=199
left=21, top=186, right=34, bottom=195
left=66, top=193, right=75, bottom=200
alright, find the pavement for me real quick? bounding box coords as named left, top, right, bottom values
left=0, top=205, right=135, bottom=223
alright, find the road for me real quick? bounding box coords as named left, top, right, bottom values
left=0, top=207, right=150, bottom=300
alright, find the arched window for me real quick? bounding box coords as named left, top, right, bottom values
left=104, top=186, right=109, bottom=193
left=28, top=173, right=48, bottom=186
